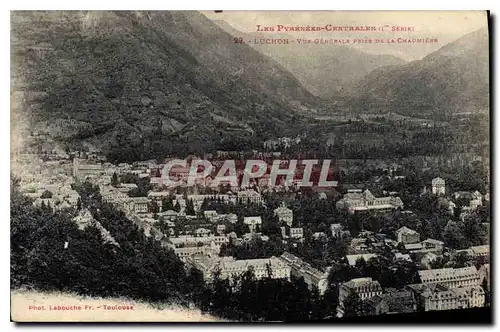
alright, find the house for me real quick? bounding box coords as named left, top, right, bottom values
left=431, top=177, right=446, bottom=195
left=127, top=197, right=149, bottom=213
left=243, top=216, right=262, bottom=233
left=227, top=213, right=238, bottom=224
left=203, top=210, right=218, bottom=221
left=216, top=224, right=226, bottom=235
left=117, top=183, right=138, bottom=193
left=289, top=227, right=304, bottom=240
left=421, top=238, right=445, bottom=251
left=349, top=237, right=369, bottom=254
left=279, top=252, right=329, bottom=294
left=395, top=252, right=412, bottom=262
left=274, top=202, right=293, bottom=227
left=395, top=226, right=420, bottom=244
left=337, top=277, right=382, bottom=317
left=194, top=228, right=212, bottom=237
left=366, top=289, right=418, bottom=315
left=312, top=232, right=327, bottom=240
left=470, top=245, right=489, bottom=259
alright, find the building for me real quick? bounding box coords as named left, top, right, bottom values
left=166, top=235, right=228, bottom=249
left=431, top=177, right=446, bottom=196
left=470, top=245, right=489, bottom=259
left=237, top=189, right=263, bottom=205
left=421, top=238, right=445, bottom=251
left=164, top=235, right=229, bottom=262
left=73, top=158, right=104, bottom=180
left=173, top=246, right=219, bottom=262
left=243, top=216, right=262, bottom=233
left=274, top=202, right=293, bottom=226
left=216, top=224, right=226, bottom=235
left=194, top=227, right=212, bottom=237
left=418, top=266, right=480, bottom=289
left=147, top=191, right=171, bottom=205
left=117, top=183, right=138, bottom=193
left=395, top=226, right=420, bottom=244
left=366, top=289, right=418, bottom=315
left=186, top=255, right=291, bottom=283
left=279, top=252, right=329, bottom=294
left=289, top=227, right=304, bottom=239
left=406, top=283, right=484, bottom=311
left=395, top=252, right=412, bottom=262
left=405, top=238, right=444, bottom=257
left=336, top=189, right=404, bottom=214
left=126, top=197, right=150, bottom=213
left=204, top=210, right=218, bottom=221
left=337, top=277, right=383, bottom=317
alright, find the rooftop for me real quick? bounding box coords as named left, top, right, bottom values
left=418, top=266, right=479, bottom=281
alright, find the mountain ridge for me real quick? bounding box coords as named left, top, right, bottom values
left=11, top=11, right=318, bottom=161
left=345, top=26, right=489, bottom=119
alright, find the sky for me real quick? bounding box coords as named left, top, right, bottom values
left=201, top=11, right=488, bottom=61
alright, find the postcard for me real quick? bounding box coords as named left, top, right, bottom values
left=10, top=10, right=490, bottom=323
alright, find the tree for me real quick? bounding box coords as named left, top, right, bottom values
left=149, top=201, right=160, bottom=214
left=482, top=278, right=490, bottom=307
left=442, top=221, right=465, bottom=249
left=111, top=172, right=119, bottom=187
left=161, top=197, right=174, bottom=212
left=342, top=290, right=367, bottom=317
left=173, top=201, right=181, bottom=212
left=185, top=199, right=196, bottom=215
left=40, top=190, right=53, bottom=199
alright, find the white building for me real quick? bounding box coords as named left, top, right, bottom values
left=336, top=189, right=404, bottom=214
left=274, top=202, right=293, bottom=227
left=418, top=266, right=481, bottom=289
left=395, top=226, right=420, bottom=244
left=279, top=252, right=329, bottom=294
left=126, top=197, right=149, bottom=213
left=431, top=177, right=446, bottom=196
left=73, top=158, right=104, bottom=180
left=338, top=278, right=382, bottom=317
left=243, top=216, right=262, bottom=233
left=290, top=227, right=304, bottom=239
left=407, top=283, right=484, bottom=311
left=187, top=255, right=291, bottom=283
left=237, top=189, right=263, bottom=205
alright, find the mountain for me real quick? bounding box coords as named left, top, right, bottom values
left=346, top=27, right=489, bottom=119
left=213, top=20, right=406, bottom=99
left=11, top=11, right=318, bottom=161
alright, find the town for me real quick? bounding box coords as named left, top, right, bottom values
left=10, top=138, right=490, bottom=319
